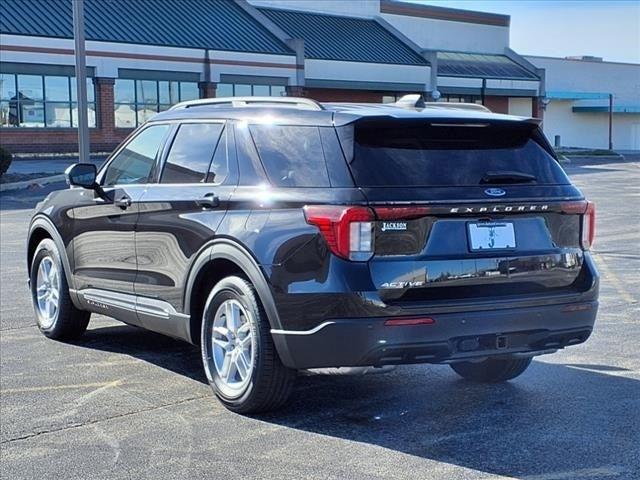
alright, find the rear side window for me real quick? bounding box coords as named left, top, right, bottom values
left=345, top=122, right=570, bottom=187
left=161, top=123, right=223, bottom=184
left=103, top=124, right=170, bottom=186
left=249, top=125, right=329, bottom=187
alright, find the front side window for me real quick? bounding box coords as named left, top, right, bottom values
left=249, top=125, right=329, bottom=187
left=114, top=79, right=199, bottom=128
left=161, top=123, right=224, bottom=184
left=0, top=73, right=95, bottom=128
left=103, top=124, right=170, bottom=186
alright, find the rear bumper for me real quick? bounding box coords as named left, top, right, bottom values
left=272, top=300, right=598, bottom=369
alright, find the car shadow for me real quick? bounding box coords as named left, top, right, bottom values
left=77, top=323, right=639, bottom=479
left=79, top=323, right=208, bottom=384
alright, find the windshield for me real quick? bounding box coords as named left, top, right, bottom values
left=345, top=121, right=570, bottom=187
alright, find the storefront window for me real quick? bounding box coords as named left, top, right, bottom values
left=0, top=73, right=95, bottom=128
left=440, top=95, right=483, bottom=104
left=216, top=83, right=286, bottom=98
left=114, top=78, right=199, bottom=128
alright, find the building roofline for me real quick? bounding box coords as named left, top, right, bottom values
left=523, top=54, right=640, bottom=67
left=379, top=0, right=510, bottom=27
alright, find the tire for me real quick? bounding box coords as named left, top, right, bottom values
left=450, top=356, right=532, bottom=383
left=30, top=238, right=90, bottom=340
left=200, top=276, right=295, bottom=414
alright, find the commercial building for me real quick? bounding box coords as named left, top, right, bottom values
left=525, top=55, right=639, bottom=150
left=0, top=0, right=637, bottom=153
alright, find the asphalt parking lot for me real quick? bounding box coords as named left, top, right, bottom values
left=1, top=156, right=638, bottom=480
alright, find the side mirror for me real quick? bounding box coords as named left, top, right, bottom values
left=65, top=163, right=97, bottom=189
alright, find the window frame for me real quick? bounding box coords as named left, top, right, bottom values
left=0, top=72, right=96, bottom=129
left=98, top=121, right=173, bottom=187
left=215, top=83, right=286, bottom=98
left=114, top=78, right=200, bottom=129
left=248, top=124, right=332, bottom=188
left=157, top=120, right=227, bottom=186
left=147, top=119, right=239, bottom=187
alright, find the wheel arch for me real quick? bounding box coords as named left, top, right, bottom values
left=184, top=239, right=283, bottom=345
left=28, top=216, right=76, bottom=294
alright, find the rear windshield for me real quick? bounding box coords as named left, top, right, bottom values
left=345, top=121, right=569, bottom=187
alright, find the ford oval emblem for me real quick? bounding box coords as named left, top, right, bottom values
left=484, top=188, right=506, bottom=197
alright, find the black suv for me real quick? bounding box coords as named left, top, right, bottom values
left=27, top=96, right=598, bottom=413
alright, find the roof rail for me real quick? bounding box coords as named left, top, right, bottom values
left=169, top=96, right=324, bottom=111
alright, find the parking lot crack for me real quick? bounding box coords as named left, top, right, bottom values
left=0, top=394, right=209, bottom=445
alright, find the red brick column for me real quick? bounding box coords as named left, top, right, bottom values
left=94, top=77, right=115, bottom=131
left=198, top=81, right=216, bottom=98
left=286, top=86, right=305, bottom=97
left=532, top=97, right=544, bottom=121
left=483, top=96, right=509, bottom=114
left=90, top=77, right=126, bottom=153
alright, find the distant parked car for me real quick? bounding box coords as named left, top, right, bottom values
left=27, top=96, right=598, bottom=413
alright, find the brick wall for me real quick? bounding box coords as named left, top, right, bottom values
left=302, top=88, right=384, bottom=103
left=199, top=81, right=216, bottom=99
left=483, top=96, right=509, bottom=114
left=0, top=76, right=130, bottom=154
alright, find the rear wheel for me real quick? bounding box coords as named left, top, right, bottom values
left=30, top=238, right=90, bottom=340
left=201, top=276, right=295, bottom=414
left=450, top=356, right=532, bottom=383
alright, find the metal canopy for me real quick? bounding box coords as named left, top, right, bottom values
left=0, top=0, right=293, bottom=55
left=437, top=52, right=539, bottom=80
left=258, top=8, right=429, bottom=66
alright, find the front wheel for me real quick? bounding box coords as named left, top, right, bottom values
left=450, top=356, right=532, bottom=383
left=30, top=238, right=90, bottom=340
left=200, top=276, right=295, bottom=414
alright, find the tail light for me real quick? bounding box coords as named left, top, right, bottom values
left=582, top=201, right=596, bottom=250
left=303, top=205, right=374, bottom=261
left=560, top=200, right=596, bottom=250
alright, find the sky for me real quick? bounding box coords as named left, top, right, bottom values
left=415, top=1, right=640, bottom=63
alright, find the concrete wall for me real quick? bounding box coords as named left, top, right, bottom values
left=508, top=97, right=533, bottom=117
left=380, top=15, right=508, bottom=54
left=543, top=101, right=640, bottom=150
left=526, top=56, right=640, bottom=150
left=0, top=34, right=298, bottom=84
left=304, top=59, right=430, bottom=90
left=526, top=56, right=640, bottom=103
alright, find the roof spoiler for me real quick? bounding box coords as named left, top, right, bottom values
left=395, top=94, right=492, bottom=113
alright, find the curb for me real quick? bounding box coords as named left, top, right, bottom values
left=0, top=174, right=65, bottom=193
left=562, top=154, right=624, bottom=160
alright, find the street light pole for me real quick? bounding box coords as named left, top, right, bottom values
left=73, top=0, right=90, bottom=163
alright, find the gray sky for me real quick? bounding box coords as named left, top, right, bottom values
left=416, top=1, right=640, bottom=63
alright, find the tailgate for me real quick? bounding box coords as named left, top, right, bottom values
left=337, top=117, right=592, bottom=305
left=367, top=200, right=589, bottom=305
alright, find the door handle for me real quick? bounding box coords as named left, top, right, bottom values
left=115, top=195, right=132, bottom=209
left=195, top=192, right=219, bottom=209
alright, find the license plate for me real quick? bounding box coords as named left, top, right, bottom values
left=467, top=222, right=516, bottom=250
